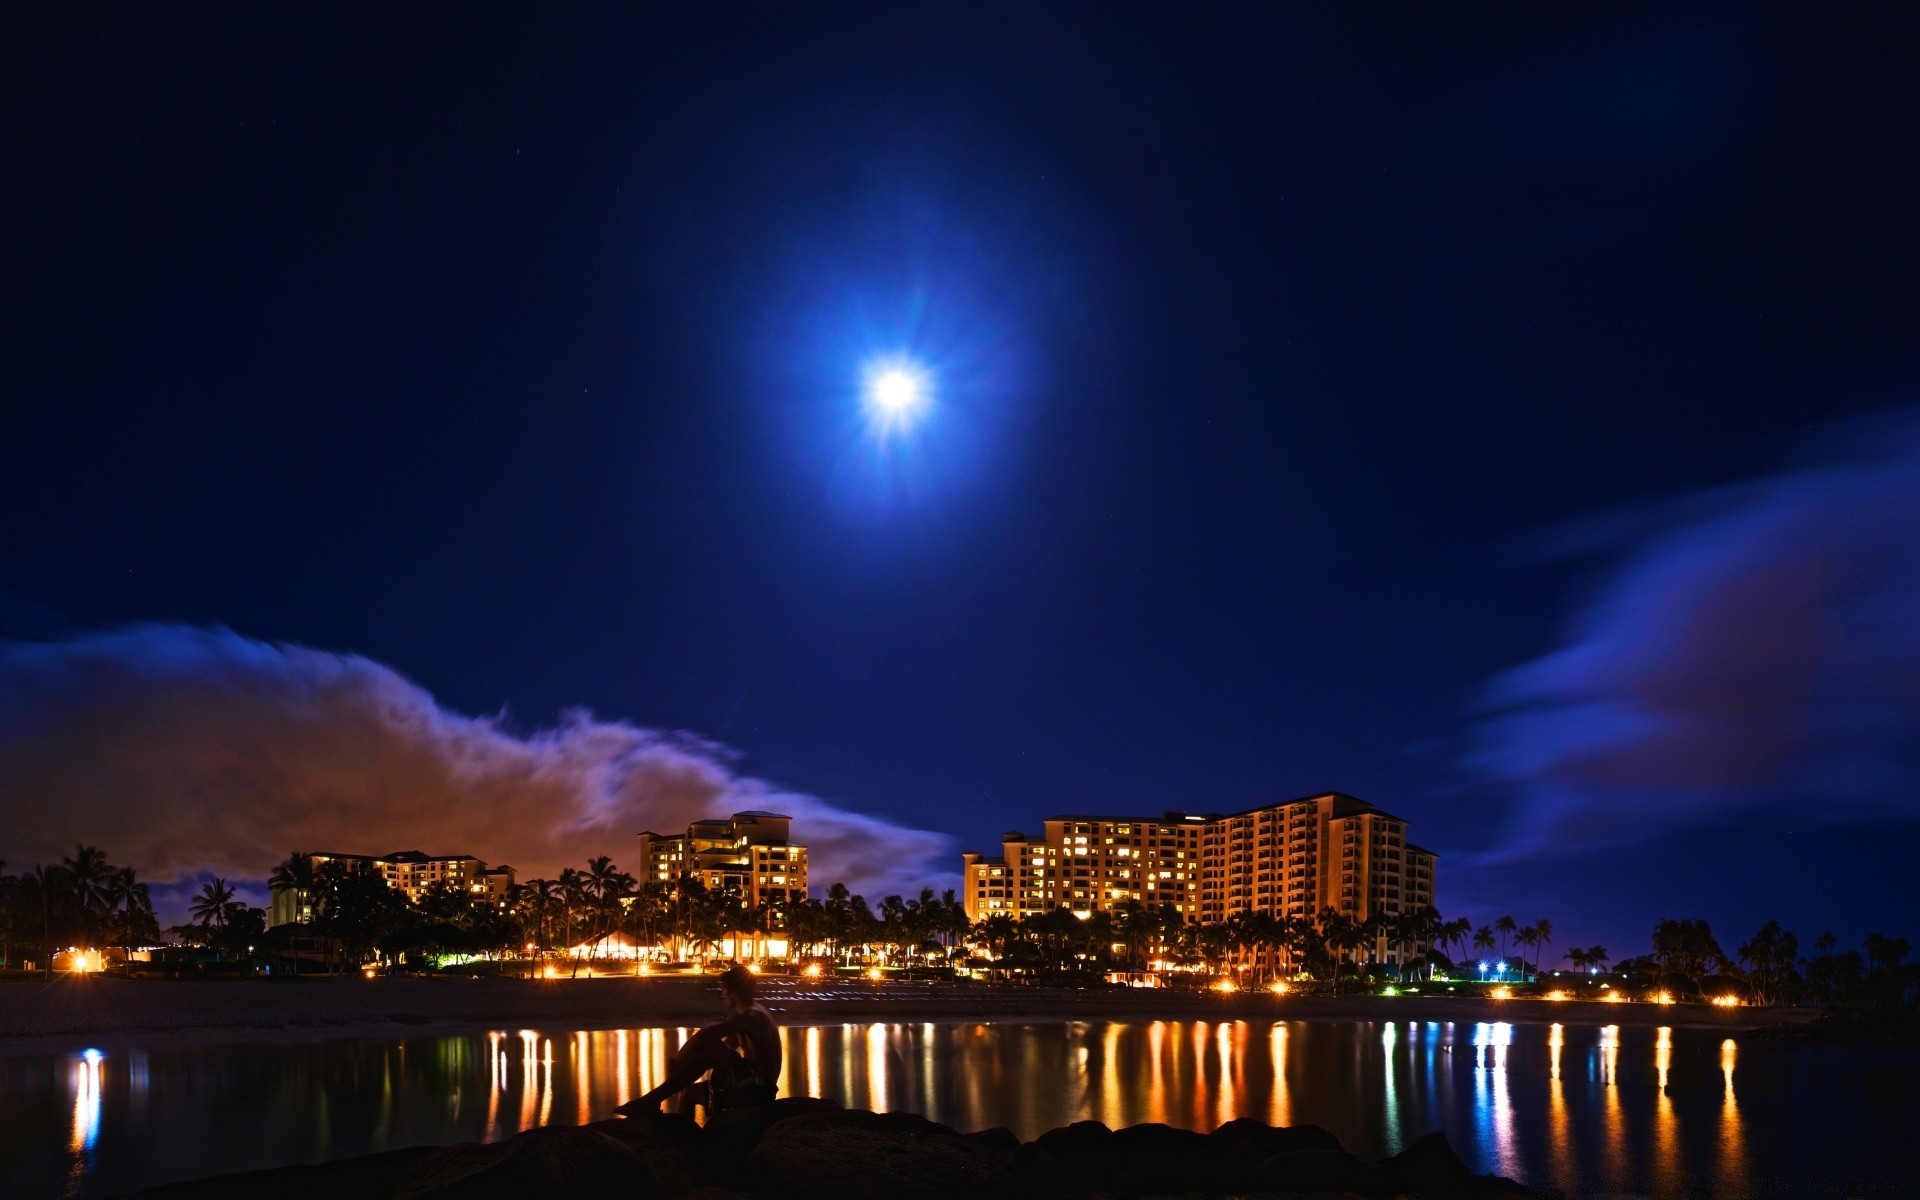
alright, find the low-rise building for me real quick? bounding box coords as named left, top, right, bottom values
left=636, top=810, right=808, bottom=908
left=267, top=850, right=517, bottom=927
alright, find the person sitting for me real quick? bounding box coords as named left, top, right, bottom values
left=616, top=963, right=781, bottom=1115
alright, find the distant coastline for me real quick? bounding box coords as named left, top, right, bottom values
left=0, top=975, right=1812, bottom=1057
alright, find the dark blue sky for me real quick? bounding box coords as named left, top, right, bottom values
left=4, top=3, right=1918, bottom=955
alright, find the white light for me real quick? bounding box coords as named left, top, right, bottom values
left=872, top=369, right=921, bottom=413
left=862, top=357, right=932, bottom=429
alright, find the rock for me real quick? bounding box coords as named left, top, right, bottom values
left=594, top=1110, right=703, bottom=1155
left=771, top=1094, right=848, bottom=1119
left=134, top=1109, right=1547, bottom=1200
left=1206, top=1119, right=1346, bottom=1185
left=1109, top=1122, right=1215, bottom=1193
left=1244, top=1147, right=1369, bottom=1194
left=748, top=1108, right=1017, bottom=1199
left=962, top=1126, right=1023, bottom=1156
left=1208, top=1116, right=1343, bottom=1156
left=1378, top=1130, right=1473, bottom=1192
left=388, top=1124, right=690, bottom=1199
left=1030, top=1119, right=1116, bottom=1183
left=696, top=1095, right=846, bottom=1184
left=126, top=1146, right=439, bottom=1199
left=1006, top=1140, right=1069, bottom=1192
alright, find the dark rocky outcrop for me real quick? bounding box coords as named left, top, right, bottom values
left=746, top=1108, right=1016, bottom=1198
left=120, top=1146, right=440, bottom=1200
left=125, top=1104, right=1544, bottom=1198
left=387, top=1121, right=703, bottom=1199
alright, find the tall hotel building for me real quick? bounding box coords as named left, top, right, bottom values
left=636, top=810, right=809, bottom=908
left=962, top=792, right=1436, bottom=963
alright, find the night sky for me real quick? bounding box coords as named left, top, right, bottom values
left=4, top=4, right=1918, bottom=958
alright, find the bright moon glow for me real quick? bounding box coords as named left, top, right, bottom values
left=862, top=358, right=932, bottom=430
left=872, top=369, right=921, bottom=413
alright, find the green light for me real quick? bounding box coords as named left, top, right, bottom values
left=1382, top=986, right=1399, bottom=997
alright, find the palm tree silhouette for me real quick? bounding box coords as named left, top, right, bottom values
left=1494, top=915, right=1517, bottom=965
left=62, top=845, right=115, bottom=930
left=1530, top=918, right=1554, bottom=979
left=1514, top=927, right=1539, bottom=980
left=191, top=878, right=236, bottom=928
left=104, top=867, right=153, bottom=961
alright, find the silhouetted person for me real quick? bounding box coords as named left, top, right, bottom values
left=617, top=963, right=781, bottom=1115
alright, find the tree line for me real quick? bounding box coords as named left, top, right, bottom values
left=1610, top=916, right=1917, bottom=1008
left=8, top=846, right=1915, bottom=1010
left=0, top=846, right=163, bottom=973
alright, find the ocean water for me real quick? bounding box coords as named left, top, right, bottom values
left=2, top=1018, right=1915, bottom=1197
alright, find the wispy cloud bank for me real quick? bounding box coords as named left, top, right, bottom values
left=1472, top=408, right=1920, bottom=860
left=0, top=626, right=953, bottom=917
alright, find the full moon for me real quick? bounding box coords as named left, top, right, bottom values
left=862, top=358, right=932, bottom=429
left=872, top=369, right=921, bottom=413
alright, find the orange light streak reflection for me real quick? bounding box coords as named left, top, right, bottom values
left=1718, top=1038, right=1748, bottom=1191
left=1269, top=1023, right=1289, bottom=1128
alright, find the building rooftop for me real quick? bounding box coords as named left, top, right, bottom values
left=1404, top=843, right=1439, bottom=857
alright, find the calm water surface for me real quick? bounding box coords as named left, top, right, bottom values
left=3, top=1019, right=1915, bottom=1197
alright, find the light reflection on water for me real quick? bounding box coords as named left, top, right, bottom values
left=4, top=1019, right=1915, bottom=1198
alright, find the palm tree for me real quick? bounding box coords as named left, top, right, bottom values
left=1393, top=909, right=1438, bottom=981
left=31, top=865, right=67, bottom=977
left=627, top=882, right=673, bottom=958
left=584, top=856, right=626, bottom=910
left=519, top=878, right=554, bottom=951
left=554, top=871, right=584, bottom=949
left=1472, top=926, right=1496, bottom=974
left=1530, top=919, right=1554, bottom=979
left=0, top=860, right=13, bottom=969
left=269, top=854, right=316, bottom=918
left=823, top=883, right=851, bottom=965
left=1360, top=911, right=1395, bottom=979
left=1494, top=915, right=1517, bottom=965
left=1565, top=944, right=1609, bottom=975
left=577, top=855, right=635, bottom=967
left=939, top=889, right=966, bottom=960
left=1445, top=917, right=1473, bottom=970
left=191, top=878, right=237, bottom=928
left=61, top=845, right=116, bottom=923
left=103, top=867, right=154, bottom=961
left=979, top=913, right=1018, bottom=960
left=1317, top=908, right=1360, bottom=990
left=1514, top=927, right=1539, bottom=980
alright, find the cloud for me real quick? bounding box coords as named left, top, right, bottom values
left=1473, top=407, right=1920, bottom=860
left=0, top=625, right=954, bottom=920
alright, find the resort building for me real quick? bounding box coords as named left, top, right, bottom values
left=961, top=793, right=1437, bottom=966
left=963, top=813, right=1208, bottom=922
left=267, top=850, right=517, bottom=927
left=636, top=810, right=809, bottom=908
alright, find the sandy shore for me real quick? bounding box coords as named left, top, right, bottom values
left=0, top=974, right=1811, bottom=1056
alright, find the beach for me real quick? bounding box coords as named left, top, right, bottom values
left=0, top=973, right=1812, bottom=1054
